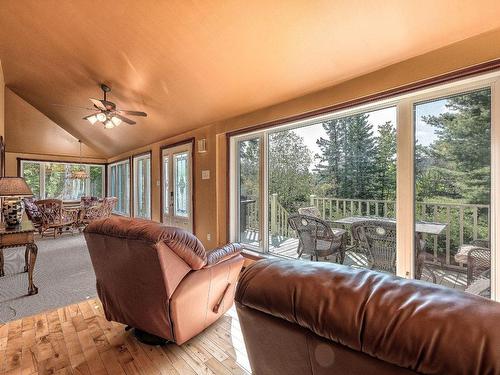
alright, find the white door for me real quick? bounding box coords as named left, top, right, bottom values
left=162, top=143, right=193, bottom=232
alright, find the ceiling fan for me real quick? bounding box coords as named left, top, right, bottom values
left=55, top=84, right=147, bottom=129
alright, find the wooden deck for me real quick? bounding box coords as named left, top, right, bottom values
left=244, top=232, right=467, bottom=291
left=0, top=299, right=251, bottom=375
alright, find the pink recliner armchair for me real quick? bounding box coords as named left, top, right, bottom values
left=84, top=216, right=244, bottom=345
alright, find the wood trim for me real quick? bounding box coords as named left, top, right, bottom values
left=227, top=59, right=500, bottom=138
left=131, top=150, right=153, bottom=219
left=159, top=138, right=196, bottom=234
left=17, top=157, right=106, bottom=177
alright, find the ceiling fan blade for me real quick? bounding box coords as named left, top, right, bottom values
left=89, top=98, right=107, bottom=110
left=117, top=109, right=147, bottom=117
left=114, top=114, right=136, bottom=125
left=82, top=113, right=98, bottom=120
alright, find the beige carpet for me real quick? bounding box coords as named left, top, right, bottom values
left=0, top=233, right=97, bottom=322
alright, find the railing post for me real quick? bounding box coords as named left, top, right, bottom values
left=310, top=194, right=316, bottom=207
left=271, top=193, right=277, bottom=235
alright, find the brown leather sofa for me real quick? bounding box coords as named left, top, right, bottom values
left=84, top=216, right=244, bottom=345
left=236, top=259, right=500, bottom=375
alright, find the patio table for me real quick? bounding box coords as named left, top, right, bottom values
left=330, top=216, right=447, bottom=236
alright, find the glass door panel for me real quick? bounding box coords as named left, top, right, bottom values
left=267, top=107, right=398, bottom=273
left=162, top=143, right=193, bottom=232
left=414, top=88, right=491, bottom=298
left=237, top=138, right=261, bottom=248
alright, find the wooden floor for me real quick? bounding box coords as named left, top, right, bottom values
left=0, top=299, right=251, bottom=375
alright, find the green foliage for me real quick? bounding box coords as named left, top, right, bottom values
left=315, top=114, right=395, bottom=200
left=268, top=130, right=312, bottom=211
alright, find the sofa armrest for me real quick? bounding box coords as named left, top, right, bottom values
left=205, top=243, right=242, bottom=268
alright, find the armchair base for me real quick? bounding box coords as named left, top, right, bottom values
left=132, top=328, right=168, bottom=346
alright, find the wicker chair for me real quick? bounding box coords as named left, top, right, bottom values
left=22, top=197, right=43, bottom=233
left=288, top=214, right=345, bottom=262
left=35, top=199, right=77, bottom=237
left=351, top=219, right=426, bottom=277
left=456, top=240, right=491, bottom=288
left=78, top=197, right=118, bottom=229
left=298, top=206, right=322, bottom=218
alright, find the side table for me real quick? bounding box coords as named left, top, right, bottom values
left=0, top=220, right=38, bottom=295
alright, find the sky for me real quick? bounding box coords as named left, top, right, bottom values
left=291, top=99, right=448, bottom=164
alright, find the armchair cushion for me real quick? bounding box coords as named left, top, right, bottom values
left=205, top=243, right=243, bottom=268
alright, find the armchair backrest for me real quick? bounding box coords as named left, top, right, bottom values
left=351, top=219, right=396, bottom=273
left=101, top=197, right=118, bottom=216
left=23, top=197, right=42, bottom=223
left=288, top=214, right=334, bottom=252
left=80, top=196, right=99, bottom=208
left=298, top=206, right=321, bottom=218
left=35, top=199, right=63, bottom=224
left=84, top=216, right=208, bottom=340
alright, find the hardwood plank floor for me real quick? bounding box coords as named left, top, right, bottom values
left=0, top=299, right=251, bottom=375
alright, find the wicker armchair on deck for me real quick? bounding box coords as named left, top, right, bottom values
left=455, top=240, right=490, bottom=296
left=35, top=199, right=77, bottom=237
left=351, top=219, right=426, bottom=277
left=288, top=214, right=346, bottom=262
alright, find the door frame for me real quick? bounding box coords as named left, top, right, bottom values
left=131, top=150, right=153, bottom=219
left=159, top=138, right=195, bottom=232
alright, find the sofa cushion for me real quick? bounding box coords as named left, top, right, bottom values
left=236, top=259, right=500, bottom=375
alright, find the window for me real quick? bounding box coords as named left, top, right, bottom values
left=20, top=160, right=105, bottom=201
left=133, top=153, right=151, bottom=219
left=230, top=73, right=499, bottom=301
left=108, top=159, right=131, bottom=216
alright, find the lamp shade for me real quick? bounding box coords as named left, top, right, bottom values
left=0, top=177, right=33, bottom=197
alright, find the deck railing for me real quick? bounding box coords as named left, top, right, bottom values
left=244, top=194, right=490, bottom=268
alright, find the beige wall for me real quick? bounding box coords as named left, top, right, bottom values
left=0, top=59, right=4, bottom=138
left=109, top=28, right=500, bottom=250
left=4, top=88, right=104, bottom=159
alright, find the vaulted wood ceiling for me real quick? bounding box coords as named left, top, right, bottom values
left=1, top=1, right=500, bottom=157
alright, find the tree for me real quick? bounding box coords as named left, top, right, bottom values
left=268, top=130, right=312, bottom=212
left=315, top=113, right=377, bottom=199
left=418, top=89, right=491, bottom=204
left=373, top=121, right=396, bottom=200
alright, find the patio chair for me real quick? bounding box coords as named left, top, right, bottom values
left=287, top=214, right=345, bottom=262
left=351, top=219, right=426, bottom=276
left=456, top=240, right=491, bottom=290
left=298, top=206, right=321, bottom=218
left=35, top=199, right=77, bottom=238
left=78, top=197, right=118, bottom=229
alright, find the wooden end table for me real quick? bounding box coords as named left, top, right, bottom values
left=0, top=220, right=38, bottom=295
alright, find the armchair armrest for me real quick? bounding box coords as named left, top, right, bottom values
left=205, top=243, right=242, bottom=268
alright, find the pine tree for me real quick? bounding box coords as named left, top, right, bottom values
left=373, top=121, right=396, bottom=200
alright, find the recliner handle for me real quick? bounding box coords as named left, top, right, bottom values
left=213, top=283, right=231, bottom=313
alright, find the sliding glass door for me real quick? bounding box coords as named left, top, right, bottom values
left=230, top=73, right=499, bottom=300
left=413, top=88, right=492, bottom=297
left=108, top=159, right=130, bottom=216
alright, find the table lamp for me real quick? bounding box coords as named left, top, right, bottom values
left=0, top=177, right=33, bottom=227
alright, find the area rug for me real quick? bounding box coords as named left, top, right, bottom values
left=0, top=233, right=97, bottom=322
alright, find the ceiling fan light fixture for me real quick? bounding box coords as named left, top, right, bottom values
left=104, top=120, right=115, bottom=129
left=87, top=115, right=98, bottom=125
left=96, top=113, right=106, bottom=122
left=111, top=116, right=122, bottom=126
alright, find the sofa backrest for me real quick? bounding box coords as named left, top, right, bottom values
left=236, top=259, right=500, bottom=375
left=84, top=216, right=208, bottom=340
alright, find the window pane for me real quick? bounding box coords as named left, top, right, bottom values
left=90, top=166, right=104, bottom=198
left=134, top=155, right=151, bottom=219
left=163, top=157, right=169, bottom=215
left=174, top=152, right=188, bottom=217
left=109, top=161, right=130, bottom=215
left=414, top=88, right=491, bottom=298
left=268, top=107, right=398, bottom=273
left=22, top=162, right=41, bottom=199
left=238, top=138, right=261, bottom=247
